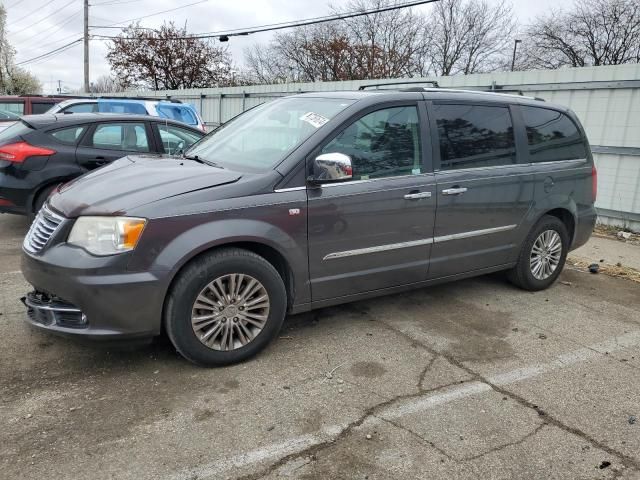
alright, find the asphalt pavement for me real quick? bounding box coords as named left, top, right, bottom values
left=1, top=213, right=640, bottom=480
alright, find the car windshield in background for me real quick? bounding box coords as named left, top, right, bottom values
left=0, top=109, right=20, bottom=121
left=185, top=97, right=354, bottom=172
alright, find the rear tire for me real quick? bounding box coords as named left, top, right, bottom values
left=165, top=248, right=287, bottom=366
left=29, top=184, right=57, bottom=221
left=507, top=215, right=569, bottom=291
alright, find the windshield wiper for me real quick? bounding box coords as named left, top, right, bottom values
left=182, top=153, right=223, bottom=168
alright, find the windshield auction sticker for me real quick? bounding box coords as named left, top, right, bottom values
left=300, top=112, right=329, bottom=128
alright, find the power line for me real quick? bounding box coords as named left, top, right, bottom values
left=89, top=0, right=208, bottom=30
left=9, top=0, right=76, bottom=35
left=14, top=9, right=81, bottom=46
left=7, top=0, right=62, bottom=25
left=5, top=0, right=29, bottom=9
left=92, top=0, right=438, bottom=40
left=16, top=38, right=82, bottom=66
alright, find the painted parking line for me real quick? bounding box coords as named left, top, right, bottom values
left=171, top=330, right=640, bottom=480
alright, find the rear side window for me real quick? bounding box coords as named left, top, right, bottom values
left=434, top=104, right=516, bottom=170
left=97, top=101, right=147, bottom=115
left=157, top=104, right=197, bottom=125
left=31, top=102, right=55, bottom=114
left=521, top=107, right=586, bottom=162
left=50, top=126, right=86, bottom=144
left=91, top=122, right=150, bottom=152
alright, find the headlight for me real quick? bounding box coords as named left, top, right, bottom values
left=68, top=217, right=146, bottom=256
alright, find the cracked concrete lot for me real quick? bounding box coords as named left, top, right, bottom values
left=1, top=213, right=640, bottom=480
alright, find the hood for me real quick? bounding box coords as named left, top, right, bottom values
left=50, top=155, right=241, bottom=217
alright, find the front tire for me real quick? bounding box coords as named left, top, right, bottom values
left=165, top=248, right=287, bottom=366
left=508, top=215, right=569, bottom=291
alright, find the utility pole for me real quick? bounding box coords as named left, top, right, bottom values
left=511, top=39, right=521, bottom=72
left=57, top=79, right=61, bottom=94
left=83, top=0, right=89, bottom=93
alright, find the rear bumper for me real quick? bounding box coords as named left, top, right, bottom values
left=21, top=248, right=167, bottom=340
left=571, top=204, right=597, bottom=250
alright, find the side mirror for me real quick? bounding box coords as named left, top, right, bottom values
left=310, top=152, right=353, bottom=184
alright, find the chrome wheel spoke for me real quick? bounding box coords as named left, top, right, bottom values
left=530, top=230, right=563, bottom=280
left=191, top=273, right=270, bottom=352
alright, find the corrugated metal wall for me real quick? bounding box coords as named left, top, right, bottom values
left=116, top=64, right=640, bottom=230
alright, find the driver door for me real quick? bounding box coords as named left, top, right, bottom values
left=307, top=103, right=437, bottom=302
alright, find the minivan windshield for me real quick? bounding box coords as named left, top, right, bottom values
left=185, top=97, right=354, bottom=172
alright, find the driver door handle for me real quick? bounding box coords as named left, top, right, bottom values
left=442, top=187, right=468, bottom=195
left=404, top=192, right=432, bottom=200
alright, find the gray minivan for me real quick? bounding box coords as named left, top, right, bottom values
left=21, top=88, right=597, bottom=366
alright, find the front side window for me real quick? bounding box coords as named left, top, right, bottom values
left=50, top=126, right=86, bottom=144
left=435, top=104, right=516, bottom=170
left=186, top=97, right=354, bottom=172
left=0, top=102, right=25, bottom=115
left=158, top=124, right=202, bottom=154
left=521, top=106, right=586, bottom=162
left=91, top=122, right=150, bottom=152
left=320, top=106, right=421, bottom=180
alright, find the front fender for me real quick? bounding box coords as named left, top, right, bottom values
left=128, top=212, right=309, bottom=305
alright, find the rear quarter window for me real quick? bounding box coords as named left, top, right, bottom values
left=157, top=104, right=198, bottom=125
left=49, top=126, right=86, bottom=144
left=521, top=106, right=587, bottom=162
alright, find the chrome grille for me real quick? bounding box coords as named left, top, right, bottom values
left=23, top=205, right=64, bottom=254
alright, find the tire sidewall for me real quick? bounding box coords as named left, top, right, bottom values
left=167, top=253, right=287, bottom=366
left=519, top=217, right=569, bottom=290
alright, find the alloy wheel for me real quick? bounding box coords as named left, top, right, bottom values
left=191, top=274, right=270, bottom=351
left=530, top=230, right=563, bottom=280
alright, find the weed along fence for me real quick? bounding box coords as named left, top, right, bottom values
left=116, top=64, right=640, bottom=230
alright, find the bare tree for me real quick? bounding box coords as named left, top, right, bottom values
left=525, top=0, right=640, bottom=68
left=335, top=0, right=425, bottom=78
left=425, top=0, right=517, bottom=76
left=90, top=75, right=126, bottom=93
left=107, top=22, right=233, bottom=90
left=0, top=5, right=41, bottom=94
left=243, top=0, right=518, bottom=83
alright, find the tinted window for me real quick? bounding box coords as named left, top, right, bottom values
left=435, top=104, right=516, bottom=170
left=0, top=102, right=24, bottom=115
left=91, top=123, right=149, bottom=152
left=32, top=102, right=55, bottom=114
left=64, top=103, right=97, bottom=113
left=50, top=126, right=86, bottom=144
left=321, top=106, right=421, bottom=180
left=97, top=101, right=147, bottom=115
left=521, top=107, right=586, bottom=162
left=158, top=124, right=202, bottom=154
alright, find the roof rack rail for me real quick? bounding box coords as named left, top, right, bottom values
left=358, top=80, right=439, bottom=90
left=55, top=94, right=182, bottom=103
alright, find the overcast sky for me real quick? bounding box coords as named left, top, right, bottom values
left=4, top=0, right=557, bottom=94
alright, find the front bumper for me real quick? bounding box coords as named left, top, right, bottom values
left=21, top=246, right=168, bottom=340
